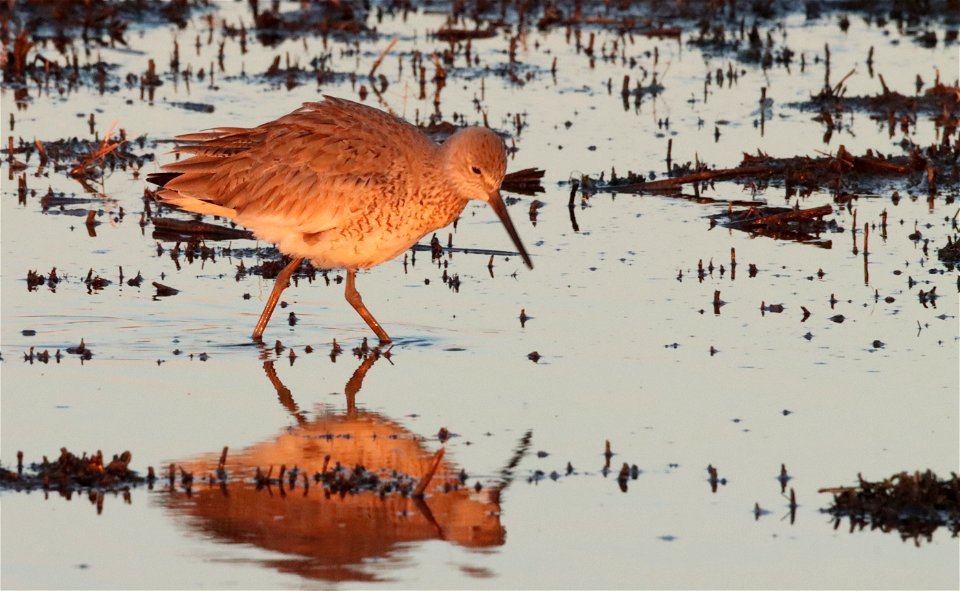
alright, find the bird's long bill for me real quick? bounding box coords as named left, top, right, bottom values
left=487, top=190, right=533, bottom=269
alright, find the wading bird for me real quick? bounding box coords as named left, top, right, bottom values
left=149, top=96, right=532, bottom=343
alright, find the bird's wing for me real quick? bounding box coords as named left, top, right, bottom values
left=160, top=96, right=437, bottom=234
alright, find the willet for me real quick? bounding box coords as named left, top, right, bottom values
left=148, top=96, right=532, bottom=343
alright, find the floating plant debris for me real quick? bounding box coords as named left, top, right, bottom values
left=2, top=134, right=154, bottom=179
left=710, top=204, right=834, bottom=246
left=501, top=167, right=546, bottom=196
left=820, top=470, right=960, bottom=545
left=938, top=234, right=960, bottom=264
left=151, top=217, right=254, bottom=241
left=0, top=448, right=147, bottom=493
left=801, top=76, right=960, bottom=118
left=0, top=0, right=209, bottom=37
left=251, top=1, right=369, bottom=46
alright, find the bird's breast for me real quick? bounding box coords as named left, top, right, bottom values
left=268, top=180, right=468, bottom=270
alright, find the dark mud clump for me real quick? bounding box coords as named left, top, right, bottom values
left=820, top=470, right=960, bottom=546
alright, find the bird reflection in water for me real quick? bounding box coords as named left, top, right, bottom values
left=163, top=352, right=513, bottom=583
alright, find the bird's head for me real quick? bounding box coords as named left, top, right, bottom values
left=441, top=127, right=532, bottom=269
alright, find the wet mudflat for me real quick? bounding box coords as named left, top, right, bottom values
left=2, top=1, right=958, bottom=588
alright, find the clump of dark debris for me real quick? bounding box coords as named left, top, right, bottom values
left=938, top=234, right=960, bottom=264
left=0, top=0, right=210, bottom=38
left=3, top=132, right=155, bottom=179
left=820, top=470, right=960, bottom=545
left=0, top=448, right=148, bottom=492
left=247, top=255, right=319, bottom=281
left=709, top=204, right=835, bottom=246
left=579, top=141, right=958, bottom=204
left=804, top=76, right=960, bottom=118
left=250, top=459, right=425, bottom=497
left=250, top=0, right=370, bottom=46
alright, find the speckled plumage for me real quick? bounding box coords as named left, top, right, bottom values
left=154, top=95, right=531, bottom=342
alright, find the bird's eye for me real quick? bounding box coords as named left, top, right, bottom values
left=470, top=166, right=481, bottom=175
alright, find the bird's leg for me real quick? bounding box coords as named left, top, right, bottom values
left=344, top=352, right=379, bottom=415
left=344, top=268, right=392, bottom=344
left=252, top=256, right=305, bottom=340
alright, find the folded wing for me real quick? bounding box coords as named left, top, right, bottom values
left=156, top=96, right=438, bottom=236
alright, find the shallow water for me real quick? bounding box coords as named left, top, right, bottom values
left=2, top=2, right=958, bottom=588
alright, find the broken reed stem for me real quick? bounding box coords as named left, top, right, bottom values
left=878, top=73, right=889, bottom=94
left=369, top=35, right=399, bottom=78
left=759, top=87, right=766, bottom=134
left=641, top=166, right=772, bottom=190
left=71, top=120, right=123, bottom=177
left=35, top=139, right=47, bottom=164
left=746, top=204, right=833, bottom=227
left=851, top=207, right=859, bottom=254
left=831, top=68, right=856, bottom=96
left=863, top=222, right=869, bottom=255
left=568, top=178, right=579, bottom=206
left=218, top=446, right=229, bottom=471
left=413, top=447, right=445, bottom=497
